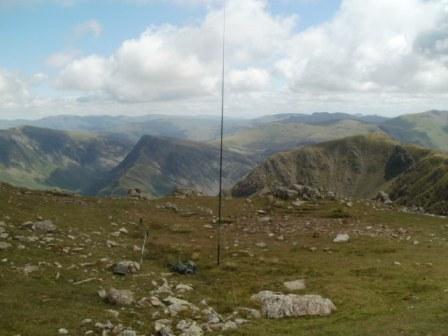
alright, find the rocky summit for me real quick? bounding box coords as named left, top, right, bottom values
left=232, top=134, right=448, bottom=215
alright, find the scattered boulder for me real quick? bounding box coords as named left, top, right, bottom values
left=252, top=291, right=336, bottom=319
left=176, top=284, right=193, bottom=293
left=105, top=288, right=135, bottom=306
left=0, top=242, right=12, bottom=250
left=128, top=188, right=142, bottom=198
left=22, top=220, right=57, bottom=233
left=112, top=261, right=140, bottom=276
left=169, top=261, right=197, bottom=275
left=23, top=265, right=39, bottom=275
left=58, top=328, right=69, bottom=335
left=164, top=296, right=198, bottom=316
left=173, top=187, right=205, bottom=198
left=273, top=187, right=298, bottom=200
left=154, top=319, right=174, bottom=336
left=333, top=233, right=350, bottom=243
left=284, top=279, right=306, bottom=291
left=176, top=320, right=203, bottom=336
left=374, top=191, right=392, bottom=204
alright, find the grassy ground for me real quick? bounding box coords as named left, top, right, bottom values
left=1, top=183, right=448, bottom=335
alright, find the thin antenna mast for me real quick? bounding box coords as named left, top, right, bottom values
left=217, top=1, right=226, bottom=267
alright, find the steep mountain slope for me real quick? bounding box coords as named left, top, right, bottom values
left=232, top=134, right=448, bottom=214
left=218, top=119, right=384, bottom=158
left=381, top=110, right=448, bottom=151
left=0, top=126, right=133, bottom=193
left=92, top=135, right=256, bottom=197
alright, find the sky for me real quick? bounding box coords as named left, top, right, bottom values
left=0, top=0, right=447, bottom=119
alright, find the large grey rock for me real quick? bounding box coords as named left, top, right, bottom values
left=106, top=288, right=135, bottom=306
left=163, top=296, right=198, bottom=316
left=252, top=291, right=336, bottom=319
left=112, top=261, right=140, bottom=275
left=22, top=220, right=57, bottom=233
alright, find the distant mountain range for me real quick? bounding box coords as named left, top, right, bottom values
left=232, top=133, right=448, bottom=215
left=3, top=110, right=447, bottom=153
left=0, top=114, right=252, bottom=142
left=91, top=135, right=256, bottom=198
left=380, top=110, right=448, bottom=151
left=0, top=110, right=447, bottom=200
left=0, top=126, right=132, bottom=193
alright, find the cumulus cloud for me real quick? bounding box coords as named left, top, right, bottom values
left=55, top=0, right=290, bottom=102
left=278, top=0, right=448, bottom=95
left=2, top=0, right=448, bottom=118
left=0, top=69, right=31, bottom=108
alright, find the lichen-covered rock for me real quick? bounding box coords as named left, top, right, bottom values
left=106, top=288, right=135, bottom=306
left=251, top=291, right=336, bottom=319
left=112, top=260, right=140, bottom=275
left=33, top=220, right=57, bottom=232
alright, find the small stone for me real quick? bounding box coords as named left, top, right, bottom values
left=176, top=284, right=193, bottom=292
left=106, top=309, right=120, bottom=318
left=0, top=242, right=12, bottom=250
left=23, top=265, right=39, bottom=274
left=120, top=330, right=137, bottom=336
left=333, top=234, right=350, bottom=243
left=58, top=328, right=69, bottom=335
left=106, top=288, right=135, bottom=306
left=284, top=279, right=306, bottom=291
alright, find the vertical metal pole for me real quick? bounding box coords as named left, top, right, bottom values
left=217, top=1, right=226, bottom=267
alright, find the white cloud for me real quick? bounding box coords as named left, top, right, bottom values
left=2, top=0, right=448, bottom=118
left=0, top=69, right=31, bottom=108
left=55, top=0, right=291, bottom=102
left=280, top=0, right=448, bottom=95
left=228, top=68, right=271, bottom=91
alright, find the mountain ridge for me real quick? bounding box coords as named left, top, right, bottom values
left=91, top=134, right=257, bottom=198
left=232, top=133, right=448, bottom=214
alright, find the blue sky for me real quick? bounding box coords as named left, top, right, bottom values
left=0, top=0, right=447, bottom=119
left=0, top=0, right=341, bottom=74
